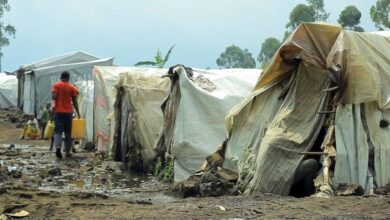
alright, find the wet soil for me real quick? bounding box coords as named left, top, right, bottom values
left=1, top=109, right=390, bottom=219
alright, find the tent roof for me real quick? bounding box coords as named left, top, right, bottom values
left=255, top=22, right=342, bottom=91
left=18, top=51, right=100, bottom=71
left=31, top=57, right=114, bottom=78
left=94, top=66, right=169, bottom=75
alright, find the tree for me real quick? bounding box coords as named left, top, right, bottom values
left=285, top=4, right=315, bottom=38
left=338, top=5, right=365, bottom=31
left=216, top=45, right=256, bottom=69
left=307, top=0, right=330, bottom=21
left=257, top=37, right=281, bottom=68
left=0, top=0, right=16, bottom=72
left=135, top=45, right=175, bottom=68
left=370, top=0, right=390, bottom=30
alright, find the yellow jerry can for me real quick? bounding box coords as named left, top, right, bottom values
left=71, top=118, right=86, bottom=139
left=44, top=120, right=55, bottom=139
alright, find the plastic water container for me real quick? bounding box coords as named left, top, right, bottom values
left=71, top=118, right=86, bottom=139
left=44, top=120, right=55, bottom=139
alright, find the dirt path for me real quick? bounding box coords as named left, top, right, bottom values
left=1, top=109, right=390, bottom=219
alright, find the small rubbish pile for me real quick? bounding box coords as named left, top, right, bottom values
left=174, top=146, right=239, bottom=198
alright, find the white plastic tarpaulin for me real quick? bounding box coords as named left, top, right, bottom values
left=0, top=74, right=18, bottom=109
left=21, top=58, right=113, bottom=115
left=155, top=65, right=259, bottom=182
left=75, top=80, right=94, bottom=143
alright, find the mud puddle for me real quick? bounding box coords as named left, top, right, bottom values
left=0, top=143, right=179, bottom=204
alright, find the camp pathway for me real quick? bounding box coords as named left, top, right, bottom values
left=0, top=109, right=390, bottom=219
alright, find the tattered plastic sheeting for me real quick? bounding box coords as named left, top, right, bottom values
left=329, top=30, right=390, bottom=193
left=227, top=23, right=342, bottom=134
left=155, top=66, right=259, bottom=182
left=112, top=71, right=170, bottom=170
left=252, top=23, right=342, bottom=91
left=93, top=66, right=168, bottom=155
left=245, top=65, right=329, bottom=195
left=365, top=103, right=390, bottom=188
left=334, top=103, right=390, bottom=193
left=75, top=80, right=94, bottom=143
left=334, top=104, right=368, bottom=188
left=327, top=31, right=390, bottom=108
left=223, top=25, right=390, bottom=196
left=21, top=58, right=113, bottom=115
left=223, top=84, right=284, bottom=173
left=223, top=23, right=342, bottom=195
left=0, top=74, right=18, bottom=108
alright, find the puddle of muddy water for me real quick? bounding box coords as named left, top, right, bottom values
left=112, top=191, right=179, bottom=204
left=38, top=167, right=180, bottom=202
left=58, top=171, right=152, bottom=189
left=2, top=143, right=181, bottom=204
left=38, top=172, right=180, bottom=204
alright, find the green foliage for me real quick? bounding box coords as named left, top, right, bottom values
left=0, top=0, right=15, bottom=47
left=153, top=158, right=174, bottom=182
left=284, top=0, right=330, bottom=40
left=353, top=26, right=365, bottom=32
left=0, top=0, right=16, bottom=71
left=135, top=45, right=175, bottom=68
left=307, top=0, right=330, bottom=21
left=257, top=37, right=281, bottom=68
left=286, top=4, right=315, bottom=32
left=370, top=0, right=390, bottom=30
left=160, top=159, right=174, bottom=182
left=338, top=5, right=364, bottom=31
left=216, top=45, right=256, bottom=69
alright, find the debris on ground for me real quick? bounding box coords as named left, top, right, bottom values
left=1, top=109, right=390, bottom=219
left=47, top=167, right=62, bottom=176
left=336, top=184, right=365, bottom=196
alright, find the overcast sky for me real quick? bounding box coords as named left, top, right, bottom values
left=2, top=0, right=378, bottom=71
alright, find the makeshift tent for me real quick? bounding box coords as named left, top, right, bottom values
left=20, top=57, right=113, bottom=115
left=75, top=80, right=94, bottom=143
left=327, top=30, right=390, bottom=194
left=16, top=51, right=100, bottom=110
left=0, top=74, right=18, bottom=109
left=93, top=66, right=169, bottom=156
left=111, top=70, right=170, bottom=171
left=219, top=23, right=390, bottom=196
left=155, top=65, right=259, bottom=182
left=222, top=23, right=342, bottom=196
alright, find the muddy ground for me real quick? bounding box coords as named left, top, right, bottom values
left=0, top=109, right=389, bottom=220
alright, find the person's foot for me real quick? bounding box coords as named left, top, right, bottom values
left=56, top=149, right=63, bottom=159
left=65, top=152, right=72, bottom=158
left=19, top=136, right=24, bottom=140
left=72, top=147, right=76, bottom=153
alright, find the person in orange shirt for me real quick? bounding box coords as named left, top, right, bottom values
left=51, top=71, right=80, bottom=159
